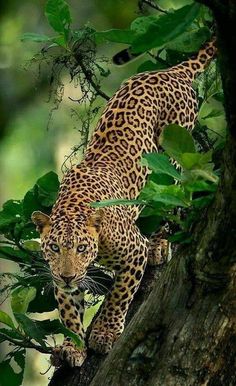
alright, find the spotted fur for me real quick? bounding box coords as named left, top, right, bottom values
left=32, top=40, right=216, bottom=367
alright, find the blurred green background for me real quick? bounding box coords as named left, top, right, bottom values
left=0, top=0, right=226, bottom=385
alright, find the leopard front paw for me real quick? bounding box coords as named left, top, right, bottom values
left=148, top=238, right=169, bottom=265
left=88, top=328, right=118, bottom=354
left=51, top=343, right=87, bottom=368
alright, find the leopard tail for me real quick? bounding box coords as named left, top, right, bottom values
left=173, top=38, right=217, bottom=80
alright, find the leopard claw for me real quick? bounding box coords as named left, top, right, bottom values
left=51, top=344, right=87, bottom=368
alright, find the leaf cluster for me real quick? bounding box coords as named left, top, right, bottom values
left=93, top=125, right=219, bottom=243
left=0, top=173, right=61, bottom=383
left=21, top=1, right=214, bottom=73
left=0, top=308, right=82, bottom=386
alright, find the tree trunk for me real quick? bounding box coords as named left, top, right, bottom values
left=49, top=1, right=236, bottom=385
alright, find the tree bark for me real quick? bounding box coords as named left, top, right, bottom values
left=49, top=1, right=236, bottom=385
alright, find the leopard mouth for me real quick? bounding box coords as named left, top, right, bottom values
left=56, top=276, right=86, bottom=293
left=52, top=278, right=78, bottom=293
left=59, top=282, right=79, bottom=293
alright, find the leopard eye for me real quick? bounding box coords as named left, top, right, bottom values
left=77, top=244, right=87, bottom=253
left=50, top=243, right=60, bottom=253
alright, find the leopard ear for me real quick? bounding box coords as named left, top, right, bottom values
left=31, top=211, right=50, bottom=234
left=87, top=209, right=103, bottom=233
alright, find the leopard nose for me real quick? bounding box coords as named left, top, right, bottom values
left=60, top=274, right=76, bottom=284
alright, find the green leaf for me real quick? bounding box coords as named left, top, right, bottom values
left=185, top=180, right=217, bottom=193
left=0, top=186, right=51, bottom=240
left=178, top=152, right=218, bottom=183
left=141, top=153, right=181, bottom=180
left=190, top=169, right=218, bottom=183
left=137, top=215, right=162, bottom=234
left=192, top=194, right=214, bottom=208
left=0, top=246, right=31, bottom=263
left=36, top=171, right=60, bottom=207
left=20, top=33, right=52, bottom=42
left=91, top=199, right=144, bottom=208
left=22, top=171, right=59, bottom=217
left=131, top=3, right=201, bottom=53
left=22, top=240, right=41, bottom=251
left=71, top=27, right=95, bottom=44
left=27, top=283, right=57, bottom=313
left=140, top=181, right=190, bottom=207
left=0, top=349, right=25, bottom=386
left=201, top=108, right=224, bottom=120
left=0, top=360, right=20, bottom=386
left=22, top=189, right=44, bottom=221
left=149, top=172, right=174, bottom=186
left=0, top=200, right=22, bottom=230
left=165, top=49, right=189, bottom=67
left=180, top=151, right=212, bottom=169
left=0, top=310, right=15, bottom=329
left=14, top=313, right=82, bottom=348
left=20, top=224, right=39, bottom=240
left=139, top=201, right=166, bottom=218
left=160, top=124, right=196, bottom=160
left=45, top=0, right=71, bottom=43
left=52, top=35, right=67, bottom=46
left=0, top=328, right=24, bottom=344
left=14, top=313, right=47, bottom=347
left=165, top=26, right=210, bottom=53
left=35, top=319, right=83, bottom=348
left=95, top=29, right=134, bottom=44
left=137, top=60, right=166, bottom=73
left=12, top=349, right=26, bottom=383
left=168, top=231, right=192, bottom=244
left=11, top=287, right=37, bottom=314
left=214, top=92, right=224, bottom=104
left=21, top=33, right=68, bottom=47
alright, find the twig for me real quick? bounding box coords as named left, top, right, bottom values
left=0, top=332, right=52, bottom=354
left=79, top=60, right=110, bottom=101
left=60, top=142, right=86, bottom=173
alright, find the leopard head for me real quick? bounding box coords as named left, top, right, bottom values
left=31, top=208, right=102, bottom=292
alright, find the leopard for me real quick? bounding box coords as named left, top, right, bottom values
left=32, top=39, right=217, bottom=367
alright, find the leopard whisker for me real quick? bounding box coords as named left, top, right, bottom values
left=87, top=265, right=114, bottom=275
left=79, top=278, right=96, bottom=295
left=84, top=277, right=101, bottom=296
left=84, top=276, right=111, bottom=295
left=44, top=281, right=54, bottom=296
left=88, top=274, right=113, bottom=282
